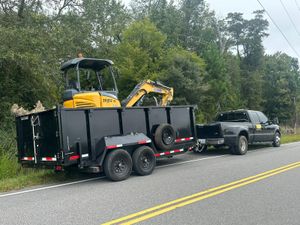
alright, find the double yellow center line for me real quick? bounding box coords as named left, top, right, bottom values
left=102, top=161, right=300, bottom=225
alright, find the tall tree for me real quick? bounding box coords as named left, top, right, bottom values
left=263, top=53, right=300, bottom=124
left=115, top=19, right=166, bottom=98
left=158, top=47, right=206, bottom=109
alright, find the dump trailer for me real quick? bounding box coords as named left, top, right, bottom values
left=16, top=106, right=196, bottom=181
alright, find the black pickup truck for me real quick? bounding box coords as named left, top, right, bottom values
left=195, top=110, right=281, bottom=155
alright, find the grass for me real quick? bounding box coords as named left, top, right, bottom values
left=0, top=154, right=92, bottom=192
left=281, top=134, right=300, bottom=144
left=0, top=164, right=94, bottom=192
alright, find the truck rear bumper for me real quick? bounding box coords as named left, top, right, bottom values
left=199, top=135, right=237, bottom=146
left=199, top=138, right=224, bottom=145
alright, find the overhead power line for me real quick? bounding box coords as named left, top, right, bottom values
left=279, top=0, right=300, bottom=37
left=256, top=0, right=300, bottom=58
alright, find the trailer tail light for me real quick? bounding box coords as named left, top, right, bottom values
left=21, top=157, right=35, bottom=161
left=69, top=155, right=80, bottom=161
left=175, top=137, right=194, bottom=143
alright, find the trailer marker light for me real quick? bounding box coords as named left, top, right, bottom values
left=138, top=140, right=151, bottom=144
left=41, top=157, right=57, bottom=161
left=82, top=154, right=89, bottom=158
left=155, top=149, right=184, bottom=157
left=55, top=165, right=62, bottom=171
left=69, top=155, right=80, bottom=161
left=175, top=137, right=194, bottom=143
left=106, top=144, right=123, bottom=150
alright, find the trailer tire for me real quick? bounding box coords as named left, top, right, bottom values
left=154, top=124, right=176, bottom=150
left=133, top=146, right=156, bottom=176
left=104, top=149, right=132, bottom=181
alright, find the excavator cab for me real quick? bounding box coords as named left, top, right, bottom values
left=61, top=58, right=121, bottom=108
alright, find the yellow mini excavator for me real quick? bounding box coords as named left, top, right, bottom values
left=61, top=57, right=173, bottom=108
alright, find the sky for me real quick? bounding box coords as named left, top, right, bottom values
left=206, top=0, right=300, bottom=61
left=123, top=0, right=300, bottom=61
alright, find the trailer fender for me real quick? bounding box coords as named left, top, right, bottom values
left=98, top=133, right=152, bottom=166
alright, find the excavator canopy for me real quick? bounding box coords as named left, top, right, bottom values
left=60, top=58, right=113, bottom=71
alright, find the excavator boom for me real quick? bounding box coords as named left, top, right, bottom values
left=122, top=80, right=174, bottom=107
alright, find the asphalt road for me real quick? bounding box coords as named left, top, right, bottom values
left=1, top=142, right=300, bottom=225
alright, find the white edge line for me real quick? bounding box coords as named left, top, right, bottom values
left=156, top=155, right=227, bottom=168
left=0, top=177, right=104, bottom=198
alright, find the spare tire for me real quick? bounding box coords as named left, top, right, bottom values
left=154, top=123, right=176, bottom=150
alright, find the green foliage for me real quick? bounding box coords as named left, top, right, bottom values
left=263, top=53, right=300, bottom=123
left=115, top=19, right=166, bottom=98
left=0, top=154, right=20, bottom=180
left=281, top=134, right=300, bottom=144
left=158, top=48, right=206, bottom=106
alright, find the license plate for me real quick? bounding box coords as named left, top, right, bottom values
left=199, top=139, right=206, bottom=144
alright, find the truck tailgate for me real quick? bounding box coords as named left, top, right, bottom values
left=196, top=123, right=223, bottom=139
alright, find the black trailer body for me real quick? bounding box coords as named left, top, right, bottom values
left=16, top=106, right=196, bottom=180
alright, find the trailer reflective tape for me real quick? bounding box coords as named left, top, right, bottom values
left=41, top=157, right=57, bottom=161
left=69, top=155, right=80, bottom=161
left=106, top=144, right=123, bottom=150
left=82, top=154, right=89, bottom=158
left=138, top=140, right=152, bottom=144
left=175, top=137, right=194, bottom=143
left=21, top=157, right=34, bottom=161
left=155, top=149, right=184, bottom=157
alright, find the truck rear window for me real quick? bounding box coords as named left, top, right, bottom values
left=216, top=112, right=249, bottom=122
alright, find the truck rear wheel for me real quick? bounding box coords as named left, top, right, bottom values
left=154, top=124, right=176, bottom=150
left=104, top=149, right=132, bottom=181
left=133, top=146, right=156, bottom=176
left=231, top=135, right=248, bottom=155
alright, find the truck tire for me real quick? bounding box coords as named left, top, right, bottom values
left=104, top=149, right=132, bottom=181
left=133, top=146, right=156, bottom=176
left=272, top=131, right=281, bottom=147
left=231, top=135, right=248, bottom=155
left=154, top=124, right=176, bottom=150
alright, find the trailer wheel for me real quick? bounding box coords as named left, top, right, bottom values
left=231, top=135, right=248, bottom=155
left=104, top=149, right=132, bottom=181
left=154, top=124, right=176, bottom=150
left=133, top=146, right=156, bottom=176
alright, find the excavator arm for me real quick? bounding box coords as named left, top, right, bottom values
left=122, top=80, right=174, bottom=107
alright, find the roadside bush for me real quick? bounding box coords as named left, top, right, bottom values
left=0, top=154, right=21, bottom=180
left=0, top=128, right=16, bottom=157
